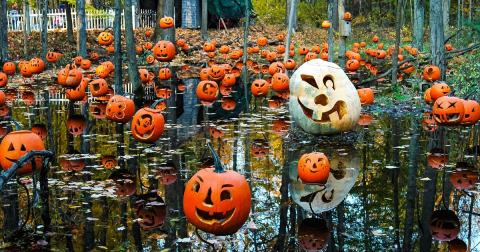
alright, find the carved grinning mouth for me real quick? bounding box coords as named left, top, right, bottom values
left=156, top=53, right=168, bottom=58
left=195, top=207, right=235, bottom=225
left=298, top=97, right=347, bottom=123
left=92, top=83, right=101, bottom=92
left=6, top=157, right=18, bottom=163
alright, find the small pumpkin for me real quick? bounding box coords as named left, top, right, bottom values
left=257, top=37, right=268, bottom=46
left=80, top=59, right=92, bottom=70
left=423, top=65, right=441, bottom=82
left=102, top=155, right=117, bottom=169
left=3, top=62, right=16, bottom=75
left=159, top=16, right=174, bottom=28
left=46, top=52, right=58, bottom=63
left=197, top=81, right=219, bottom=105
left=67, top=115, right=87, bottom=135
left=158, top=67, right=172, bottom=80
left=251, top=79, right=269, bottom=97
left=298, top=218, right=330, bottom=251
left=221, top=96, right=236, bottom=110
left=131, top=108, right=165, bottom=143
left=106, top=95, right=135, bottom=124
left=284, top=59, right=296, bottom=70
left=272, top=73, right=289, bottom=91
left=449, top=163, right=478, bottom=190
left=109, top=170, right=137, bottom=196
left=98, top=31, right=114, bottom=45
left=0, top=72, right=7, bottom=87
left=134, top=193, right=167, bottom=229
left=357, top=88, right=374, bottom=105
left=89, top=78, right=109, bottom=97
left=298, top=152, right=330, bottom=185
left=268, top=62, right=285, bottom=75
left=153, top=41, right=176, bottom=62
left=321, top=20, right=331, bottom=28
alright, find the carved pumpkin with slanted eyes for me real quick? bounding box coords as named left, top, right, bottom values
left=67, top=115, right=87, bottom=135
left=289, top=59, right=361, bottom=135
left=0, top=72, right=7, bottom=87
left=432, top=96, right=464, bottom=125
left=251, top=79, right=269, bottom=97
left=106, top=95, right=135, bottom=124
left=449, top=163, right=478, bottom=190
left=46, top=52, right=58, bottom=63
left=102, top=155, right=116, bottom=169
left=131, top=108, right=165, bottom=143
left=183, top=142, right=251, bottom=235
left=3, top=62, right=16, bottom=75
left=298, top=218, right=330, bottom=251
left=134, top=193, right=167, bottom=229
left=208, top=65, right=225, bottom=81
left=460, top=99, right=480, bottom=126
left=430, top=82, right=451, bottom=101
left=159, top=16, right=174, bottom=28
left=109, top=170, right=137, bottom=196
left=0, top=131, right=45, bottom=176
left=298, top=152, right=330, bottom=185
left=153, top=41, right=176, bottom=62
left=29, top=58, right=45, bottom=74
left=98, top=31, right=113, bottom=45
left=221, top=96, right=236, bottom=110
left=197, top=81, right=219, bottom=105
left=429, top=210, right=460, bottom=241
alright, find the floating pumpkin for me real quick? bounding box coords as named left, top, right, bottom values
left=208, top=65, right=225, bottom=81
left=197, top=81, right=219, bottom=105
left=272, top=73, right=289, bottom=91
left=221, top=96, right=236, bottom=110
left=429, top=210, right=460, bottom=241
left=89, top=78, right=109, bottom=97
left=131, top=108, right=165, bottom=143
left=449, top=163, right=478, bottom=190
left=102, top=155, right=117, bottom=169
left=3, top=62, right=16, bottom=75
left=98, top=31, right=114, bottom=45
left=67, top=115, right=87, bottom=135
left=106, top=95, right=135, bottom=124
left=423, top=65, right=441, bottom=81
left=183, top=141, right=251, bottom=235
left=153, top=41, right=176, bottom=62
left=251, top=79, right=269, bottom=97
left=357, top=88, right=374, bottom=105
left=461, top=99, right=480, bottom=126
left=298, top=218, right=329, bottom=251
left=134, top=193, right=167, bottom=229
left=0, top=130, right=45, bottom=176
left=159, top=16, right=174, bottom=28
left=321, top=20, right=331, bottom=28
left=298, top=152, right=330, bottom=185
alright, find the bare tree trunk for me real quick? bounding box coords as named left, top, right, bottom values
left=431, top=0, right=446, bottom=80
left=162, top=0, right=175, bottom=45
left=285, top=0, right=297, bottom=30
left=23, top=0, right=29, bottom=56
left=200, top=0, right=208, bottom=40
left=124, top=0, right=143, bottom=107
left=0, top=0, right=8, bottom=64
left=66, top=2, right=73, bottom=43
left=338, top=0, right=346, bottom=69
left=443, top=0, right=450, bottom=31
left=76, top=0, right=86, bottom=57
left=42, top=0, right=48, bottom=64
left=412, top=0, right=424, bottom=50
left=391, top=0, right=403, bottom=87
left=154, top=0, right=163, bottom=41
left=328, top=0, right=335, bottom=62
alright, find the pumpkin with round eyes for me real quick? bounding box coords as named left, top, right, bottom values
left=46, top=52, right=58, bottom=63
left=449, top=163, right=478, bottom=190
left=3, top=62, right=16, bottom=75
left=304, top=52, right=318, bottom=62
left=98, top=31, right=114, bottom=45
left=320, top=52, right=328, bottom=61
left=159, top=16, right=174, bottom=28
left=176, top=39, right=185, bottom=47
left=298, top=218, right=330, bottom=251
left=230, top=50, right=242, bottom=60
left=460, top=99, right=480, bottom=126
left=284, top=59, right=296, bottom=70
left=65, top=77, right=88, bottom=101
left=20, top=63, right=33, bottom=78
left=429, top=210, right=460, bottom=241
left=268, top=62, right=285, bottom=75
left=183, top=141, right=251, bottom=235
left=423, top=65, right=441, bottom=81
left=376, top=50, right=386, bottom=59
left=131, top=108, right=165, bottom=143
left=251, top=79, right=269, bottom=97
left=221, top=74, right=236, bottom=87
left=106, top=95, right=135, bottom=124
left=220, top=85, right=232, bottom=96
left=109, top=170, right=137, bottom=196
left=203, top=42, right=215, bottom=52
left=272, top=73, right=290, bottom=91
left=357, top=88, right=374, bottom=105
left=432, top=96, right=464, bottom=125
left=277, top=34, right=285, bottom=41
left=257, top=37, right=268, bottom=46
left=427, top=148, right=449, bottom=169
left=220, top=45, right=230, bottom=54
left=144, top=42, right=153, bottom=50
left=276, top=44, right=286, bottom=54
left=197, top=81, right=219, bottom=105
left=154, top=85, right=172, bottom=99
left=64, top=68, right=83, bottom=88
left=298, top=152, right=330, bottom=185
left=89, top=78, right=109, bottom=97
left=153, top=41, right=176, bottom=62
left=221, top=96, right=236, bottom=110
left=0, top=72, right=7, bottom=87
left=0, top=130, right=45, bottom=175
left=102, top=155, right=117, bottom=169
left=80, top=59, right=91, bottom=70
left=299, top=46, right=310, bottom=55
left=90, top=102, right=107, bottom=119
left=289, top=59, right=361, bottom=135
left=134, top=192, right=167, bottom=229
left=158, top=67, right=172, bottom=80
left=272, top=117, right=291, bottom=136
left=90, top=52, right=99, bottom=60
left=208, top=65, right=225, bottom=81
left=321, top=20, right=331, bottom=28
left=67, top=115, right=87, bottom=135
left=424, top=88, right=433, bottom=103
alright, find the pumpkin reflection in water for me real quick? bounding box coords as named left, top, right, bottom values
left=61, top=150, right=86, bottom=171
left=251, top=139, right=269, bottom=157
left=102, top=155, right=117, bottom=169
left=449, top=163, right=478, bottom=190
left=31, top=124, right=48, bottom=140
left=427, top=148, right=449, bottom=169
left=290, top=144, right=359, bottom=213
left=156, top=163, right=178, bottom=185
left=67, top=115, right=87, bottom=135
left=448, top=238, right=467, bottom=252
left=429, top=209, right=460, bottom=241
left=134, top=193, right=167, bottom=229
left=0, top=130, right=45, bottom=176
left=109, top=170, right=137, bottom=196
left=298, top=218, right=330, bottom=251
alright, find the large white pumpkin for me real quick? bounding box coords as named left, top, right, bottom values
left=289, top=59, right=361, bottom=135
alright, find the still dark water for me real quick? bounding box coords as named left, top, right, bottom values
left=1, top=78, right=479, bottom=252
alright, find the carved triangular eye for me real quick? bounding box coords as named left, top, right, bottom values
left=21, top=144, right=26, bottom=151
left=301, top=74, right=318, bottom=89
left=8, top=143, right=15, bottom=151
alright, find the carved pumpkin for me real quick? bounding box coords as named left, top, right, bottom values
left=134, top=193, right=167, bottom=229
left=429, top=210, right=460, bottom=241
left=220, top=85, right=232, bottom=96
left=346, top=59, right=360, bottom=71
left=153, top=41, right=176, bottom=62
left=423, top=65, right=441, bottom=81
left=158, top=67, right=172, bottom=80
left=61, top=150, right=86, bottom=171
left=46, top=52, right=58, bottom=63
left=156, top=164, right=178, bottom=185
left=221, top=96, right=236, bottom=110
left=80, top=59, right=91, bottom=70
left=272, top=73, right=289, bottom=91
left=3, top=62, right=16, bottom=75
left=208, top=65, right=225, bottom=81
left=106, top=46, right=114, bottom=53
left=424, top=88, right=433, bottom=103
left=0, top=130, right=45, bottom=175
left=203, top=42, right=215, bottom=52
left=290, top=59, right=360, bottom=135
left=357, top=88, right=374, bottom=105
left=430, top=82, right=451, bottom=101
left=257, top=37, right=268, bottom=46
left=0, top=90, right=5, bottom=106
left=146, top=55, right=155, bottom=64
left=20, top=62, right=33, bottom=77
left=183, top=142, right=251, bottom=235
left=22, top=91, right=35, bottom=105
left=102, top=155, right=117, bottom=169
left=197, top=81, right=219, bottom=105
left=298, top=152, right=330, bottom=185
left=460, top=99, right=480, bottom=126
left=131, top=108, right=165, bottom=143
left=0, top=72, right=7, bottom=88
left=109, top=170, right=137, bottom=196
left=0, top=104, right=9, bottom=116
left=284, top=59, right=296, bottom=70
left=449, top=163, right=478, bottom=190
left=89, top=78, right=109, bottom=97
left=159, top=16, right=174, bottom=28
left=65, top=69, right=83, bottom=88
left=138, top=69, right=149, bottom=83
left=422, top=113, right=438, bottom=131
left=432, top=96, right=464, bottom=125
left=358, top=113, right=373, bottom=125
left=251, top=79, right=269, bottom=97
left=268, top=62, right=285, bottom=75
left=30, top=124, right=47, bottom=141
left=266, top=51, right=277, bottom=62
left=427, top=148, right=449, bottom=169
left=251, top=139, right=269, bottom=157
left=90, top=52, right=99, bottom=60
left=155, top=85, right=172, bottom=99
left=98, top=31, right=114, bottom=45
left=221, top=74, right=236, bottom=87
left=106, top=95, right=135, bottom=124
left=29, top=58, right=45, bottom=74
left=65, top=77, right=88, bottom=101
left=90, top=102, right=107, bottom=119
left=67, top=115, right=87, bottom=135
left=298, top=218, right=329, bottom=251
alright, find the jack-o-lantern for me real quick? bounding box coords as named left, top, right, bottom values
left=424, top=88, right=433, bottom=103
left=90, top=52, right=99, bottom=60
left=221, top=74, right=236, bottom=87
left=290, top=60, right=361, bottom=135
left=220, top=85, right=232, bottom=96
left=90, top=102, right=107, bottom=119
left=422, top=113, right=438, bottom=131
left=144, top=42, right=153, bottom=50
left=102, top=61, right=114, bottom=73
left=61, top=150, right=86, bottom=171
left=220, top=45, right=230, bottom=54
left=29, top=58, right=45, bottom=74
left=432, top=95, right=464, bottom=125
left=284, top=59, right=296, bottom=70
left=230, top=50, right=242, bottom=59
left=460, top=99, right=480, bottom=126
left=102, top=155, right=117, bottom=169
left=269, top=96, right=284, bottom=108
left=138, top=69, right=149, bottom=83
left=257, top=37, right=268, bottom=46
left=20, top=62, right=33, bottom=78
left=31, top=124, right=47, bottom=140
left=67, top=115, right=87, bottom=135
left=158, top=67, right=172, bottom=80
left=298, top=152, right=330, bottom=185
left=276, top=44, right=286, bottom=54
left=109, top=170, right=137, bottom=196
left=66, top=77, right=88, bottom=101
left=183, top=141, right=251, bottom=235
left=357, top=88, right=374, bottom=105
left=146, top=55, right=155, bottom=64
left=447, top=238, right=467, bottom=252
left=209, top=125, right=225, bottom=138
left=4, top=89, right=16, bottom=102
left=177, top=83, right=186, bottom=91
left=203, top=42, right=215, bottom=52
left=154, top=85, right=172, bottom=99
left=251, top=139, right=269, bottom=157
left=46, top=52, right=58, bottom=63
left=298, top=218, right=330, bottom=251
left=0, top=130, right=45, bottom=175
left=159, top=16, right=174, bottom=28
left=346, top=59, right=360, bottom=71
left=423, top=65, right=441, bottom=81
left=429, top=210, right=460, bottom=241
left=156, top=164, right=177, bottom=185
left=197, top=81, right=219, bottom=105
left=57, top=68, right=69, bottom=86
left=299, top=46, right=309, bottom=55
left=22, top=91, right=35, bottom=105
left=272, top=117, right=291, bottom=136
left=200, top=68, right=210, bottom=81
left=266, top=51, right=277, bottom=62
left=3, top=62, right=16, bottom=75
left=0, top=104, right=9, bottom=116
left=208, top=65, right=225, bottom=81
left=449, top=163, right=478, bottom=190
left=89, top=78, right=109, bottom=97
left=65, top=69, right=83, bottom=88
left=304, top=52, right=318, bottom=62
left=251, top=79, right=269, bottom=97
left=153, top=41, right=176, bottom=62
left=98, top=31, right=114, bottom=45
left=131, top=108, right=165, bottom=143
left=134, top=193, right=167, bottom=229
left=221, top=96, right=236, bottom=110
left=272, top=73, right=289, bottom=91
left=176, top=39, right=186, bottom=47
left=427, top=148, right=449, bottom=169
left=0, top=72, right=7, bottom=88
left=268, top=62, right=285, bottom=75
left=0, top=90, right=5, bottom=106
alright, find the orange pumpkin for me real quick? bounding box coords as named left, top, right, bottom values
left=0, top=130, right=45, bottom=175
left=91, top=52, right=99, bottom=60
left=98, top=31, right=114, bottom=45
left=298, top=152, right=330, bottom=184
left=3, top=62, right=16, bottom=75
left=153, top=41, right=176, bottom=62
left=159, top=16, right=174, bottom=28
left=196, top=81, right=219, bottom=105
left=357, top=88, right=374, bottom=105
left=251, top=79, right=269, bottom=97
left=106, top=95, right=135, bottom=124
left=423, top=65, right=441, bottom=82
left=257, top=37, right=268, bottom=46
left=158, top=67, right=172, bottom=80
left=0, top=72, right=7, bottom=87
left=131, top=108, right=165, bottom=143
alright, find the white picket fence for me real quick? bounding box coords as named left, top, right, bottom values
left=7, top=8, right=157, bottom=32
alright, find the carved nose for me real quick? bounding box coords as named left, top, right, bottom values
left=203, top=187, right=213, bottom=206
left=314, top=94, right=329, bottom=106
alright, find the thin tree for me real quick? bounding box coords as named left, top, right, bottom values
left=42, top=0, right=48, bottom=64
left=412, top=0, right=424, bottom=50
left=66, top=2, right=73, bottom=43
left=200, top=0, right=208, bottom=40
left=430, top=0, right=446, bottom=80
left=0, top=0, right=8, bottom=64
left=285, top=0, right=297, bottom=30
left=124, top=0, right=142, bottom=107
left=76, top=0, right=86, bottom=57
left=162, top=0, right=175, bottom=45
left=391, top=0, right=403, bottom=87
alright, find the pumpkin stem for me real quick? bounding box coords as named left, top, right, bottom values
left=448, top=90, right=456, bottom=97
left=150, top=99, right=165, bottom=109
left=206, top=139, right=225, bottom=173
left=464, top=88, right=477, bottom=100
